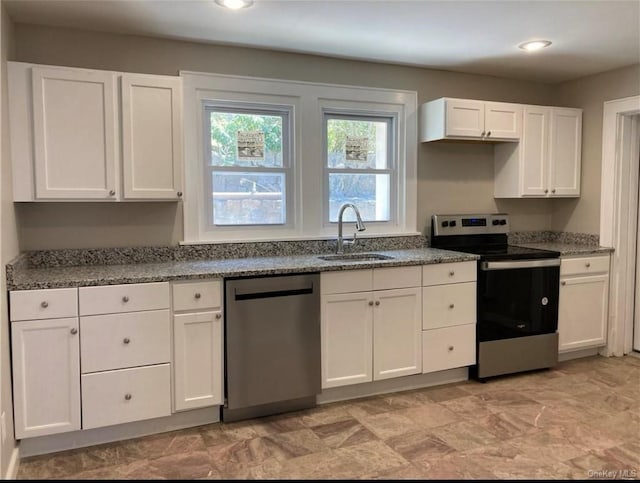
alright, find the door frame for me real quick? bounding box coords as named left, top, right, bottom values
left=599, top=95, right=640, bottom=356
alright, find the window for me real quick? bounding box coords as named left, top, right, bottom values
left=181, top=72, right=417, bottom=243
left=205, top=105, right=292, bottom=226
left=324, top=113, right=395, bottom=224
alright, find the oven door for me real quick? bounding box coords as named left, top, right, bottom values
left=478, top=259, right=560, bottom=342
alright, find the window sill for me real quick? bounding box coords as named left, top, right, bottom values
left=179, top=231, right=422, bottom=246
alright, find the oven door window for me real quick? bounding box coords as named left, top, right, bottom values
left=478, top=266, right=559, bottom=341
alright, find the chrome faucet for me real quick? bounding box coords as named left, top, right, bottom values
left=336, top=203, right=366, bottom=254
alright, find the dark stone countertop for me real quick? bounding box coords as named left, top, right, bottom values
left=7, top=248, right=479, bottom=290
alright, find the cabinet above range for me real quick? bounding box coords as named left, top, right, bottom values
left=9, top=62, right=183, bottom=202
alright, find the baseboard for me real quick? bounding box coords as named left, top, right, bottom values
left=558, top=347, right=601, bottom=362
left=4, top=446, right=19, bottom=480
left=317, top=367, right=468, bottom=404
left=19, top=406, right=220, bottom=458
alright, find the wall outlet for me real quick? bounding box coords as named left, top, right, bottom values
left=1, top=411, right=6, bottom=443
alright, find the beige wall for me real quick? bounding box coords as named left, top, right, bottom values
left=1, top=2, right=18, bottom=476
left=12, top=24, right=555, bottom=250
left=551, top=64, right=640, bottom=234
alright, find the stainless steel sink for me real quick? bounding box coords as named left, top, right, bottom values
left=318, top=253, right=395, bottom=262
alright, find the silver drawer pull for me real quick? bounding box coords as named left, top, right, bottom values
left=487, top=131, right=491, bottom=137
left=194, top=292, right=201, bottom=299
left=585, top=263, right=591, bottom=268
left=123, top=338, right=130, bottom=344
left=375, top=301, right=380, bottom=306
left=124, top=394, right=132, bottom=401
left=448, top=345, right=454, bottom=351
left=215, top=313, right=222, bottom=319
left=449, top=271, right=455, bottom=277
left=561, top=281, right=566, bottom=286
left=122, top=296, right=130, bottom=303
left=551, top=189, right=556, bottom=194
left=109, top=189, right=116, bottom=196
left=41, top=301, right=49, bottom=308
left=481, top=131, right=486, bottom=137
left=544, top=189, right=549, bottom=194
left=177, top=191, right=183, bottom=197
left=449, top=304, right=455, bottom=309
left=70, top=328, right=78, bottom=335
left=368, top=301, right=374, bottom=306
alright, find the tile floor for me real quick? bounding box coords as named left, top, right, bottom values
left=17, top=355, right=640, bottom=480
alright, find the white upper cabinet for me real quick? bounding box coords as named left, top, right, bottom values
left=420, top=97, right=522, bottom=142
left=121, top=74, right=183, bottom=200
left=9, top=62, right=184, bottom=202
left=494, top=105, right=582, bottom=198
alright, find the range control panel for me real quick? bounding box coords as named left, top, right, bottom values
left=432, top=213, right=510, bottom=236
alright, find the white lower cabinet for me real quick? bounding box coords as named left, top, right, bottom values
left=559, top=255, right=610, bottom=352
left=11, top=317, right=81, bottom=439
left=171, top=280, right=224, bottom=411
left=320, top=267, right=422, bottom=389
left=81, top=364, right=171, bottom=429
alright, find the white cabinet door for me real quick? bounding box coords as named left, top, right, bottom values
left=559, top=274, right=608, bottom=352
left=31, top=66, right=117, bottom=200
left=11, top=317, right=81, bottom=439
left=373, top=288, right=422, bottom=380
left=549, top=108, right=582, bottom=197
left=484, top=102, right=522, bottom=140
left=521, top=106, right=549, bottom=196
left=173, top=311, right=224, bottom=411
left=445, top=99, right=485, bottom=138
left=121, top=74, right=183, bottom=200
left=321, top=292, right=373, bottom=388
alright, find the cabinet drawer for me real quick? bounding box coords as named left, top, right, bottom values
left=81, top=364, right=171, bottom=430
left=172, top=280, right=221, bottom=312
left=80, top=310, right=170, bottom=373
left=561, top=255, right=609, bottom=276
left=423, top=282, right=476, bottom=329
left=79, top=282, right=170, bottom=315
left=10, top=288, right=78, bottom=321
left=373, top=266, right=421, bottom=290
left=321, top=270, right=372, bottom=295
left=422, top=324, right=476, bottom=373
left=422, top=261, right=476, bottom=286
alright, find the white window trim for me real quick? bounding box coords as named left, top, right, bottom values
left=181, top=71, right=417, bottom=243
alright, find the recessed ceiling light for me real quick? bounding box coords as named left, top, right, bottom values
left=215, top=0, right=254, bottom=9
left=518, top=40, right=552, bottom=52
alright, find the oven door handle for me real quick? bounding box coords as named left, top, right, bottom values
left=480, top=259, right=561, bottom=271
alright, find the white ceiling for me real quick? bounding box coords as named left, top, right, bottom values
left=5, top=0, right=640, bottom=83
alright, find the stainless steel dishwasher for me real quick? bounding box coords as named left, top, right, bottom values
left=222, top=273, right=321, bottom=422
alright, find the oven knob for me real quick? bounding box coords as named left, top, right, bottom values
left=449, top=220, right=457, bottom=227
left=499, top=219, right=507, bottom=225
left=492, top=219, right=500, bottom=226
left=441, top=221, right=449, bottom=227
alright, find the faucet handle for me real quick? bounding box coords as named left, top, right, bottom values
left=343, top=231, right=359, bottom=247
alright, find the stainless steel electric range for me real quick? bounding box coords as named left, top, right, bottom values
left=431, top=213, right=561, bottom=380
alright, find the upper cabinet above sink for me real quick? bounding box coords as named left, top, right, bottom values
left=419, top=97, right=522, bottom=142
left=9, top=62, right=183, bottom=202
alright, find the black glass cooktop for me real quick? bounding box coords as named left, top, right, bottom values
left=451, top=244, right=561, bottom=261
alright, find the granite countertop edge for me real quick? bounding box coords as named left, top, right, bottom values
left=7, top=248, right=480, bottom=291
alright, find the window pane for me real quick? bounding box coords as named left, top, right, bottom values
left=328, top=173, right=390, bottom=222
left=212, top=172, right=285, bottom=225
left=210, top=111, right=284, bottom=168
left=326, top=118, right=389, bottom=169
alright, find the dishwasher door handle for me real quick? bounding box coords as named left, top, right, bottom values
left=234, top=285, right=314, bottom=301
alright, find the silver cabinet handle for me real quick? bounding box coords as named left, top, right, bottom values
left=109, top=190, right=116, bottom=196
left=123, top=338, right=130, bottom=344
left=487, top=131, right=491, bottom=137
left=449, top=304, right=455, bottom=309
left=194, top=292, right=201, bottom=299
left=122, top=296, right=130, bottom=303
left=561, top=281, right=566, bottom=286
left=449, top=271, right=455, bottom=277
left=544, top=189, right=549, bottom=194
left=448, top=345, right=454, bottom=351
left=481, top=131, right=486, bottom=137
left=124, top=394, right=132, bottom=401
left=177, top=191, right=183, bottom=197
left=586, top=263, right=591, bottom=268
left=375, top=301, right=380, bottom=306
left=368, top=301, right=374, bottom=306
left=551, top=189, right=556, bottom=194
left=215, top=313, right=222, bottom=319
left=70, top=328, right=78, bottom=335
left=41, top=301, right=49, bottom=308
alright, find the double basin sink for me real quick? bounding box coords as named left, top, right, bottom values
left=317, top=253, right=395, bottom=262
